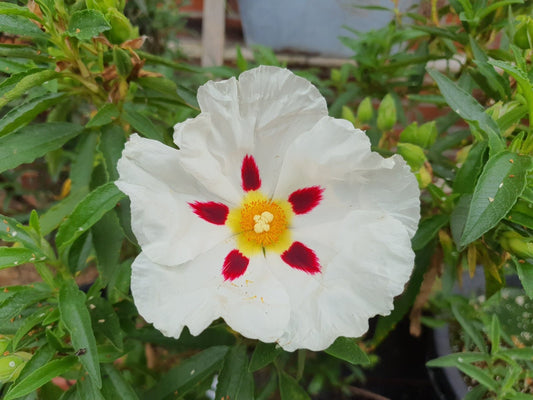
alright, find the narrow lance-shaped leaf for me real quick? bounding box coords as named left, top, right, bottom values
left=4, top=356, right=78, bottom=400
left=427, top=68, right=505, bottom=156
left=55, top=183, right=125, bottom=253
left=325, top=337, right=370, bottom=365
left=460, top=151, right=533, bottom=246
left=0, top=93, right=66, bottom=137
left=0, top=15, right=48, bottom=41
left=59, top=279, right=101, bottom=388
left=0, top=247, right=45, bottom=270
left=0, top=69, right=58, bottom=109
left=0, top=122, right=83, bottom=173
left=279, top=370, right=311, bottom=400
left=144, top=346, right=228, bottom=400
left=216, top=344, right=254, bottom=400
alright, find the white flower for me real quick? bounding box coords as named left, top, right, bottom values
left=116, top=66, right=420, bottom=351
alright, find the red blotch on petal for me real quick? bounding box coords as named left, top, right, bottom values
left=241, top=155, right=261, bottom=191
left=223, top=250, right=249, bottom=281
left=281, top=242, right=321, bottom=274
left=288, top=186, right=324, bottom=215
left=189, top=201, right=229, bottom=225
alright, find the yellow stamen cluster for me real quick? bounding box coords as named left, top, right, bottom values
left=226, top=191, right=293, bottom=256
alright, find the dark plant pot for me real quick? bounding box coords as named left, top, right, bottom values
left=428, top=326, right=468, bottom=400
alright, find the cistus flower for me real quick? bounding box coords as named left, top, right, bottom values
left=116, top=66, right=420, bottom=351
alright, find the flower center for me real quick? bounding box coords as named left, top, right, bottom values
left=226, top=191, right=293, bottom=256
left=241, top=201, right=287, bottom=246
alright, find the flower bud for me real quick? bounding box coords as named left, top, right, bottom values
left=397, top=143, right=427, bottom=171
left=357, top=97, right=374, bottom=124
left=376, top=94, right=397, bottom=131
left=514, top=16, right=533, bottom=50
left=105, top=8, right=139, bottom=44
left=500, top=231, right=533, bottom=259
left=0, top=352, right=32, bottom=383
left=341, top=106, right=356, bottom=126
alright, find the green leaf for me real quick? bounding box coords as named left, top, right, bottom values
left=453, top=141, right=488, bottom=194
left=325, top=337, right=370, bottom=365
left=67, top=10, right=111, bottom=41
left=0, top=122, right=83, bottom=173
left=86, top=104, right=120, bottom=129
left=58, top=280, right=101, bottom=388
left=92, top=211, right=123, bottom=285
left=508, top=199, right=533, bottom=229
left=451, top=302, right=487, bottom=353
left=215, top=344, right=254, bottom=400
left=460, top=151, right=533, bottom=246
left=411, top=214, right=449, bottom=251
left=99, top=124, right=125, bottom=181
left=498, top=347, right=533, bottom=361
left=0, top=214, right=40, bottom=251
left=514, top=258, right=533, bottom=299
left=55, top=183, right=125, bottom=253
left=77, top=374, right=105, bottom=400
left=0, top=93, right=65, bottom=137
left=427, top=68, right=505, bottom=155
left=0, top=247, right=44, bottom=270
left=112, top=47, right=132, bottom=78
left=456, top=362, right=497, bottom=391
left=278, top=371, right=310, bottom=400
left=0, top=284, right=51, bottom=322
left=0, top=70, right=58, bottom=109
left=249, top=342, right=282, bottom=372
left=122, top=103, right=164, bottom=142
left=463, top=385, right=487, bottom=400
left=0, top=45, right=49, bottom=63
left=469, top=37, right=509, bottom=99
left=489, top=314, right=500, bottom=354
left=12, top=308, right=50, bottom=350
left=88, top=297, right=123, bottom=350
left=4, top=356, right=78, bottom=400
left=426, top=352, right=490, bottom=367
left=0, top=3, right=40, bottom=19
left=101, top=364, right=139, bottom=400
left=0, top=15, right=48, bottom=41
left=14, top=344, right=54, bottom=383
left=143, top=346, right=228, bottom=400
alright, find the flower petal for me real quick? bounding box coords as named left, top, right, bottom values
left=131, top=251, right=223, bottom=338
left=218, top=256, right=291, bottom=342
left=270, top=211, right=415, bottom=351
left=132, top=244, right=291, bottom=343
left=116, top=134, right=231, bottom=265
left=275, top=117, right=420, bottom=237
left=174, top=66, right=328, bottom=199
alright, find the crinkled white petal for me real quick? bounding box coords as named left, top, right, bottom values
left=274, top=116, right=420, bottom=237
left=174, top=66, right=328, bottom=198
left=132, top=246, right=291, bottom=342
left=116, top=134, right=232, bottom=265
left=272, top=211, right=415, bottom=351
left=131, top=251, right=223, bottom=338
left=218, top=256, right=291, bottom=342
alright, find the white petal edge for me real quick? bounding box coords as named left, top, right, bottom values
left=274, top=116, right=420, bottom=237
left=116, top=134, right=233, bottom=265
left=270, top=211, right=415, bottom=351
left=174, top=66, right=329, bottom=199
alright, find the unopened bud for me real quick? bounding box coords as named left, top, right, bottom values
left=397, top=143, right=427, bottom=171
left=501, top=231, right=533, bottom=259
left=376, top=94, right=396, bottom=131
left=105, top=8, right=139, bottom=44
left=514, top=16, right=533, bottom=50
left=357, top=97, right=374, bottom=124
